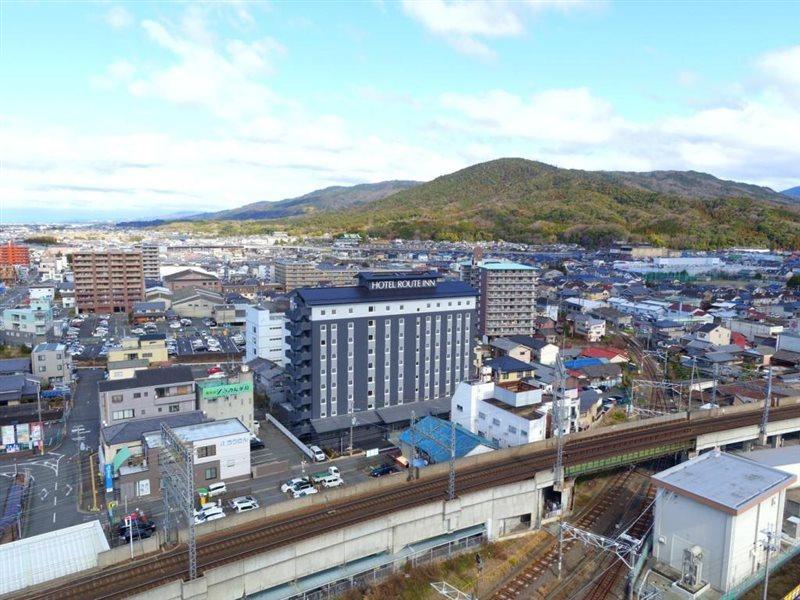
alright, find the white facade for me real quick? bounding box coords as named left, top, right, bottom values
left=652, top=452, right=796, bottom=593
left=574, top=316, right=606, bottom=342
left=451, top=380, right=546, bottom=448
left=776, top=332, right=800, bottom=354
left=183, top=419, right=251, bottom=482
left=29, top=285, right=55, bottom=302
left=245, top=304, right=287, bottom=365
left=728, top=319, right=783, bottom=341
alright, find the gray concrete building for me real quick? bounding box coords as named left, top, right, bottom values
left=31, top=343, right=72, bottom=386
left=98, top=365, right=196, bottom=427
left=461, top=259, right=537, bottom=339
left=283, top=271, right=477, bottom=444
left=138, top=243, right=161, bottom=281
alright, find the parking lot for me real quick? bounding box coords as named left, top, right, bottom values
left=62, top=314, right=244, bottom=362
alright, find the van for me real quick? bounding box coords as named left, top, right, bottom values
left=309, top=445, right=326, bottom=462
left=320, top=475, right=344, bottom=488
left=206, top=481, right=227, bottom=497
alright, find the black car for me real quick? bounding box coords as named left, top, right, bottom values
left=121, top=526, right=153, bottom=542
left=117, top=517, right=156, bottom=537
left=250, top=437, right=265, bottom=450
left=370, top=464, right=399, bottom=477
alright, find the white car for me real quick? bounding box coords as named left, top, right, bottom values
left=193, top=501, right=219, bottom=518
left=169, top=321, right=181, bottom=329
left=320, top=476, right=344, bottom=489
left=281, top=477, right=309, bottom=494
left=309, top=445, right=326, bottom=462
left=131, top=328, right=145, bottom=335
left=229, top=496, right=259, bottom=513
left=206, top=481, right=227, bottom=497
left=292, top=484, right=319, bottom=499
left=194, top=506, right=226, bottom=525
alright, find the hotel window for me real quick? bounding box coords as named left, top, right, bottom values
left=368, top=306, right=374, bottom=312
left=204, top=467, right=218, bottom=480
left=348, top=322, right=354, bottom=328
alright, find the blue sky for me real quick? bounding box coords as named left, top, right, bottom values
left=1, top=1, right=799, bottom=222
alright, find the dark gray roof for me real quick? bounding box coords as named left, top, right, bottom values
left=0, top=375, right=38, bottom=401
left=98, top=365, right=194, bottom=393
left=294, top=280, right=477, bottom=307
left=172, top=287, right=224, bottom=304
left=507, top=335, right=552, bottom=350
left=0, top=358, right=31, bottom=376
left=101, top=411, right=206, bottom=446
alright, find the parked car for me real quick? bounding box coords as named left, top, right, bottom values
left=169, top=321, right=181, bottom=329
left=311, top=466, right=340, bottom=484
left=193, top=501, right=219, bottom=518
left=281, top=477, right=309, bottom=494
left=309, top=445, right=326, bottom=462
left=292, top=483, right=319, bottom=499
left=229, top=495, right=259, bottom=513
left=320, top=475, right=344, bottom=488
left=206, top=481, right=227, bottom=497
left=121, top=524, right=153, bottom=542
left=370, top=464, right=399, bottom=478
left=194, top=506, right=226, bottom=525
left=250, top=436, right=265, bottom=450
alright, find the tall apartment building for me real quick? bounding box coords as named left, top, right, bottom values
left=138, top=243, right=161, bottom=280
left=72, top=250, right=145, bottom=314
left=0, top=242, right=30, bottom=266
left=283, top=271, right=477, bottom=443
left=461, top=259, right=537, bottom=339
left=274, top=259, right=356, bottom=292
left=245, top=303, right=287, bottom=365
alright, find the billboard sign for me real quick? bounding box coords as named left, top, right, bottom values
left=15, top=423, right=30, bottom=446
left=1, top=426, right=15, bottom=447
left=201, top=381, right=253, bottom=400
left=30, top=422, right=42, bottom=442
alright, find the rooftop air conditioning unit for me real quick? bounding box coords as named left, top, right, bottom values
left=682, top=546, right=703, bottom=587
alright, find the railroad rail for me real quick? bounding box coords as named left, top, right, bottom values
left=491, top=468, right=639, bottom=600
left=14, top=400, right=800, bottom=600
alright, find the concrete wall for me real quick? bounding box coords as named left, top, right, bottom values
left=133, top=470, right=548, bottom=600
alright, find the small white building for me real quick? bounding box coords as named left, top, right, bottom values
left=451, top=379, right=547, bottom=448
left=245, top=304, right=287, bottom=365
left=652, top=451, right=796, bottom=593
left=451, top=376, right=580, bottom=447
left=572, top=314, right=606, bottom=342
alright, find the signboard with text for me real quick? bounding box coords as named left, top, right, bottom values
left=15, top=423, right=30, bottom=446
left=1, top=426, right=15, bottom=447
left=201, top=381, right=253, bottom=400
left=366, top=278, right=437, bottom=291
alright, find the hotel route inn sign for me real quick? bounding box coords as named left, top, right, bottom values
left=366, top=278, right=437, bottom=291
left=201, top=381, right=253, bottom=400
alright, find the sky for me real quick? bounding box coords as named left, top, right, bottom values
left=1, top=1, right=799, bottom=222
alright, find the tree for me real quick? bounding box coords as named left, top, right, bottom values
left=787, top=274, right=800, bottom=289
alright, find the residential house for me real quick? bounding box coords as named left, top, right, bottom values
left=106, top=335, right=168, bottom=366
left=572, top=314, right=606, bottom=342
left=31, top=343, right=72, bottom=386
left=98, top=365, right=196, bottom=426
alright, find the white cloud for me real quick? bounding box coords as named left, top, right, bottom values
left=104, top=6, right=133, bottom=30
left=757, top=45, right=800, bottom=101
left=402, top=0, right=598, bottom=58
left=441, top=88, right=626, bottom=147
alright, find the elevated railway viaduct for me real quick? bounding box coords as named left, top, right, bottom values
left=11, top=399, right=800, bottom=600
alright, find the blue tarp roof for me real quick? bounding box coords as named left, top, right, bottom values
left=399, top=416, right=496, bottom=463
left=564, top=357, right=607, bottom=369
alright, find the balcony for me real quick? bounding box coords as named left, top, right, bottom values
left=289, top=335, right=311, bottom=351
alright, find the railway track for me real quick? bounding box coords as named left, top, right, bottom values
left=581, top=484, right=656, bottom=600
left=14, top=401, right=800, bottom=600
left=491, top=469, right=639, bottom=600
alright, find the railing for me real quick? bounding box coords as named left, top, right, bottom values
left=719, top=540, right=800, bottom=600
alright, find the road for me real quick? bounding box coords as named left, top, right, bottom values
left=0, top=368, right=104, bottom=536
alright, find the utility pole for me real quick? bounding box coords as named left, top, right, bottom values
left=711, top=363, right=719, bottom=406
left=759, top=365, right=774, bottom=446
left=554, top=353, right=567, bottom=580
left=349, top=416, right=357, bottom=456
left=761, top=528, right=778, bottom=600
left=160, top=423, right=198, bottom=580
left=687, top=357, right=697, bottom=412
left=448, top=419, right=456, bottom=502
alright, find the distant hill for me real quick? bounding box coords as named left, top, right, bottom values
left=783, top=186, right=800, bottom=199
left=188, top=180, right=420, bottom=221
left=272, top=158, right=800, bottom=249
